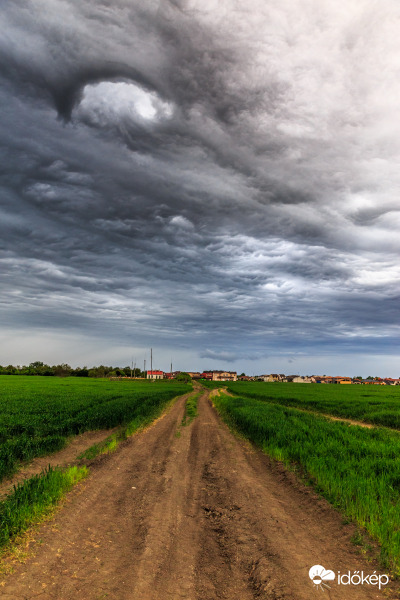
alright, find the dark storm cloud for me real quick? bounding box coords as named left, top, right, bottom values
left=1, top=0, right=400, bottom=372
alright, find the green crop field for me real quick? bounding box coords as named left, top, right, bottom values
left=203, top=380, right=400, bottom=429
left=212, top=388, right=400, bottom=573
left=0, top=376, right=191, bottom=482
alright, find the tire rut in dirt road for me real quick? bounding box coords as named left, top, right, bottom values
left=0, top=388, right=398, bottom=599
left=193, top=395, right=292, bottom=600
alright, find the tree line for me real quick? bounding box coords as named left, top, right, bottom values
left=0, top=362, right=147, bottom=378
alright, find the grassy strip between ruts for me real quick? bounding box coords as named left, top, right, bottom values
left=213, top=391, right=400, bottom=575
left=181, top=392, right=200, bottom=426
left=0, top=465, right=88, bottom=550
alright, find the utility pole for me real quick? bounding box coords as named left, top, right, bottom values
left=151, top=348, right=153, bottom=375
left=131, top=358, right=133, bottom=379
left=134, top=358, right=136, bottom=379
left=144, top=359, right=146, bottom=378
left=170, top=360, right=172, bottom=379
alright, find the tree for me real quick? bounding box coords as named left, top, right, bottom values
left=73, top=367, right=89, bottom=377
left=175, top=372, right=191, bottom=383
left=4, top=365, right=17, bottom=375
left=53, top=364, right=72, bottom=377
left=96, top=365, right=106, bottom=378
left=29, top=361, right=44, bottom=369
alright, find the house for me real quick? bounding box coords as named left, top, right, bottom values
left=313, top=376, right=329, bottom=383
left=200, top=372, right=213, bottom=380
left=164, top=371, right=181, bottom=379
left=263, top=374, right=287, bottom=382
left=211, top=371, right=237, bottom=382
left=187, top=372, right=201, bottom=379
left=256, top=375, right=270, bottom=382
left=291, top=376, right=312, bottom=383
left=383, top=378, right=400, bottom=385
left=333, top=376, right=352, bottom=385
left=266, top=374, right=281, bottom=382
left=146, top=370, right=164, bottom=380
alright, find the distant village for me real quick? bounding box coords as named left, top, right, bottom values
left=146, top=370, right=400, bottom=385
left=1, top=363, right=399, bottom=384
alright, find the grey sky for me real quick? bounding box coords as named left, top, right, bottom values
left=1, top=0, right=400, bottom=376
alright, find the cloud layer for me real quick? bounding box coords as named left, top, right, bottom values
left=1, top=0, right=400, bottom=375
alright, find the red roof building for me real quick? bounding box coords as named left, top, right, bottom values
left=146, top=370, right=164, bottom=380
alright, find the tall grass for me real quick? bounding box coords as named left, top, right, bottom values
left=0, top=465, right=88, bottom=548
left=214, top=392, right=400, bottom=573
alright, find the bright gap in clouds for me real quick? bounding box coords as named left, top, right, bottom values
left=77, top=81, right=174, bottom=124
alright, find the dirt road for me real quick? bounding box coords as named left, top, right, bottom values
left=1, top=387, right=396, bottom=599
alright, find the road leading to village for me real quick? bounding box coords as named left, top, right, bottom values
left=1, top=386, right=396, bottom=599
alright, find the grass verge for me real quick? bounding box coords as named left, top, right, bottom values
left=0, top=465, right=88, bottom=549
left=213, top=391, right=400, bottom=575
left=181, top=393, right=200, bottom=426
